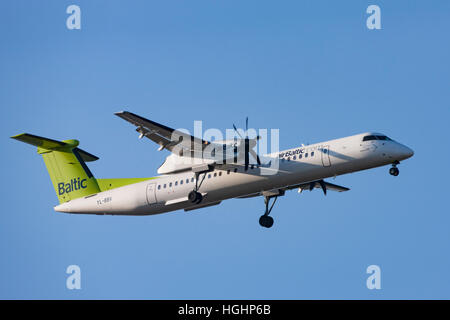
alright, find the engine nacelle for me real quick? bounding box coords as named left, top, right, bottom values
left=157, top=153, right=215, bottom=175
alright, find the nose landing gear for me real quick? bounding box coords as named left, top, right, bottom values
left=389, top=161, right=400, bottom=176
left=259, top=196, right=278, bottom=228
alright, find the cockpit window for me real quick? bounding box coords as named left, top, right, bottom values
left=375, top=135, right=392, bottom=141
left=363, top=135, right=392, bottom=141
left=363, top=135, right=377, bottom=141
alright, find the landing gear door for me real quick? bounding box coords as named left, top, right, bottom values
left=146, top=183, right=157, bottom=205
left=321, top=145, right=331, bottom=167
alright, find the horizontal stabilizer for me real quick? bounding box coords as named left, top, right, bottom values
left=11, top=133, right=99, bottom=162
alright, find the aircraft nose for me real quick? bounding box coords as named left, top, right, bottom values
left=405, top=146, right=414, bottom=158
left=399, top=144, right=414, bottom=160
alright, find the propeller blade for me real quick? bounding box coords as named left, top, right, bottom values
left=309, top=182, right=316, bottom=191
left=319, top=180, right=327, bottom=195
left=233, top=124, right=244, bottom=139
left=233, top=117, right=260, bottom=170
left=249, top=149, right=262, bottom=165
left=244, top=138, right=250, bottom=170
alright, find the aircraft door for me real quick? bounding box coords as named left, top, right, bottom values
left=321, top=146, right=331, bottom=167
left=146, top=183, right=157, bottom=205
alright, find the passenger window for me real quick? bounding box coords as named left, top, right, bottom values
left=186, top=179, right=189, bottom=184
left=234, top=168, right=238, bottom=173
left=219, top=172, right=222, bottom=176
left=227, top=170, right=231, bottom=174
left=311, top=151, right=314, bottom=157
left=299, top=154, right=302, bottom=159
left=169, top=183, right=172, bottom=187
left=158, top=185, right=161, bottom=190
left=163, top=184, right=166, bottom=188
left=293, top=156, right=296, bottom=160
left=180, top=180, right=183, bottom=185
left=305, top=153, right=308, bottom=158
left=175, top=181, right=178, bottom=186
left=191, top=178, right=194, bottom=183
left=214, top=172, right=217, bottom=177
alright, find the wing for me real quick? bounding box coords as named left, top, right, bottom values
left=288, top=180, right=350, bottom=194
left=115, top=111, right=212, bottom=155
left=236, top=180, right=349, bottom=199
left=116, top=111, right=266, bottom=174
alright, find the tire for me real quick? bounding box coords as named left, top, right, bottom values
left=195, top=193, right=203, bottom=204
left=389, top=167, right=399, bottom=176
left=265, top=216, right=274, bottom=228
left=188, top=191, right=198, bottom=203
left=259, top=215, right=274, bottom=228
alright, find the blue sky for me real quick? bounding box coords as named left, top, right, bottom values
left=1, top=0, right=449, bottom=299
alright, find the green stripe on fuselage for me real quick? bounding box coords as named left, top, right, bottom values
left=96, top=177, right=159, bottom=192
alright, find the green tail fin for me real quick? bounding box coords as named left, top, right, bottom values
left=11, top=133, right=101, bottom=204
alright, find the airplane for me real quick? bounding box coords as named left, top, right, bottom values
left=11, top=111, right=414, bottom=228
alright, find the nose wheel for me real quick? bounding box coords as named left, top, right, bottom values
left=389, top=161, right=400, bottom=176
left=259, top=196, right=278, bottom=228
left=259, top=215, right=274, bottom=228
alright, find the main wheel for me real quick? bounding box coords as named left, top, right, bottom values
left=389, top=167, right=399, bottom=176
left=188, top=191, right=202, bottom=203
left=259, top=215, right=274, bottom=228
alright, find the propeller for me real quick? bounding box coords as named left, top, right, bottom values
left=233, top=117, right=261, bottom=170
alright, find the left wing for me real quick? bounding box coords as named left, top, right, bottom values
left=115, top=111, right=263, bottom=174
left=115, top=111, right=212, bottom=156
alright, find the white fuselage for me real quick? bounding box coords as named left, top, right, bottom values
left=54, top=132, right=414, bottom=215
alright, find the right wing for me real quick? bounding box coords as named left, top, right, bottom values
left=290, top=180, right=350, bottom=193
left=236, top=180, right=350, bottom=199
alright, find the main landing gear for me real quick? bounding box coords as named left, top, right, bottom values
left=188, top=190, right=203, bottom=204
left=389, top=161, right=400, bottom=176
left=259, top=196, right=278, bottom=228
left=188, top=171, right=208, bottom=204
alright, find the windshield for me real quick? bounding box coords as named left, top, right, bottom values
left=363, top=135, right=392, bottom=141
